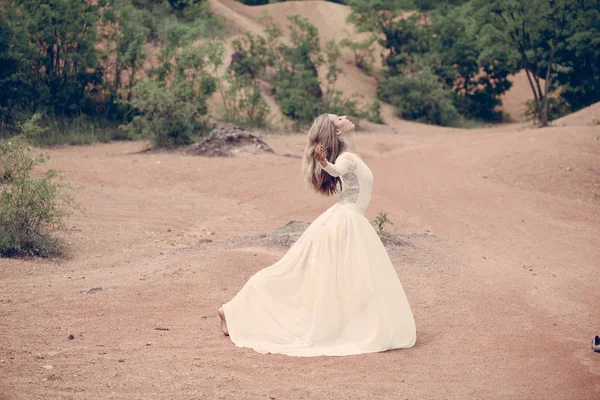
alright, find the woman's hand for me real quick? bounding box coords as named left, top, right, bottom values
left=314, top=145, right=328, bottom=167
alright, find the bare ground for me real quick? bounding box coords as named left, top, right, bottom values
left=1, top=119, right=599, bottom=399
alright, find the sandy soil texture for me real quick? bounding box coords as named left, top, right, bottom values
left=1, top=117, right=599, bottom=399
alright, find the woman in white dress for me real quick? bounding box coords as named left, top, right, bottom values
left=218, top=114, right=416, bottom=357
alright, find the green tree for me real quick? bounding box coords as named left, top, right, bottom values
left=430, top=2, right=518, bottom=121
left=378, top=69, right=460, bottom=126
left=100, top=0, right=151, bottom=109
left=217, top=33, right=272, bottom=127
left=347, top=0, right=517, bottom=124
left=554, top=0, right=600, bottom=111
left=121, top=43, right=217, bottom=148
left=0, top=0, right=102, bottom=118
left=474, top=0, right=578, bottom=126
left=272, top=15, right=325, bottom=122
left=0, top=9, right=32, bottom=125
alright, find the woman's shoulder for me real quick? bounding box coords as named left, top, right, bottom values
left=339, top=151, right=360, bottom=159
left=338, top=151, right=363, bottom=163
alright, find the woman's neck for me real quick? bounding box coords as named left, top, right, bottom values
left=343, top=133, right=357, bottom=154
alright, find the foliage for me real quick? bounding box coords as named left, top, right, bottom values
left=378, top=70, right=460, bottom=126
left=472, top=0, right=582, bottom=126
left=347, top=0, right=518, bottom=124
left=0, top=0, right=220, bottom=145
left=99, top=0, right=151, bottom=111
left=0, top=0, right=102, bottom=120
left=214, top=33, right=273, bottom=127
left=339, top=35, right=377, bottom=74
left=264, top=15, right=379, bottom=125
left=524, top=98, right=570, bottom=125
left=121, top=43, right=217, bottom=148
left=554, top=0, right=600, bottom=112
left=118, top=0, right=222, bottom=148
left=412, top=0, right=470, bottom=11
left=234, top=0, right=347, bottom=4
left=0, top=116, right=78, bottom=257
left=271, top=15, right=325, bottom=123
left=430, top=2, right=518, bottom=121
left=372, top=211, right=394, bottom=232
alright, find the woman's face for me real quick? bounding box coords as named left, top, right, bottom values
left=328, top=114, right=355, bottom=135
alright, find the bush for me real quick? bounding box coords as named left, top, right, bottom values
left=0, top=121, right=78, bottom=257
left=121, top=43, right=217, bottom=148
left=524, top=98, right=570, bottom=126
left=378, top=71, right=460, bottom=126
left=217, top=33, right=271, bottom=128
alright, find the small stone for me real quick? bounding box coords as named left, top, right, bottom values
left=118, top=359, right=125, bottom=363
left=86, top=287, right=103, bottom=295
left=36, top=353, right=44, bottom=360
left=68, top=334, right=75, bottom=340
left=146, top=342, right=152, bottom=346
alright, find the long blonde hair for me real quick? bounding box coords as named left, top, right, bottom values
left=302, top=114, right=347, bottom=196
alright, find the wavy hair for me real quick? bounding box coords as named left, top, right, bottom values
left=302, top=114, right=347, bottom=196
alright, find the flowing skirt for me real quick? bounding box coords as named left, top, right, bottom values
left=222, top=202, right=416, bottom=357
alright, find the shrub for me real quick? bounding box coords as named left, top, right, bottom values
left=0, top=121, right=78, bottom=257
left=378, top=71, right=460, bottom=126
left=339, top=36, right=376, bottom=75
left=217, top=33, right=271, bottom=128
left=524, top=98, right=570, bottom=126
left=121, top=43, right=217, bottom=148
left=359, top=100, right=384, bottom=124
left=372, top=211, right=394, bottom=232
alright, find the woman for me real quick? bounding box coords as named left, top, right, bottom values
left=218, top=114, right=416, bottom=357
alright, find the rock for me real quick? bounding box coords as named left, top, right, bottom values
left=86, top=287, right=103, bottom=295
left=268, top=221, right=310, bottom=247
left=186, top=124, right=274, bottom=157
left=264, top=220, right=411, bottom=249
left=378, top=231, right=410, bottom=247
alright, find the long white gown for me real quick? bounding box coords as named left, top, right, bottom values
left=222, top=151, right=416, bottom=356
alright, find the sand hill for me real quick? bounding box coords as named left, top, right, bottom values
left=209, top=0, right=542, bottom=124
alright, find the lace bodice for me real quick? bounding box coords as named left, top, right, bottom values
left=322, top=152, right=374, bottom=214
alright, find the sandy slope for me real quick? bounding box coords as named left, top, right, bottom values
left=209, top=0, right=538, bottom=124
left=1, top=118, right=599, bottom=399
left=209, top=0, right=397, bottom=123
left=556, top=102, right=600, bottom=126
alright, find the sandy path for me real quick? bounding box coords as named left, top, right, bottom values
left=1, top=120, right=599, bottom=399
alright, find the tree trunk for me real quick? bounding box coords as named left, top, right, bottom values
left=519, top=51, right=542, bottom=117
left=540, top=93, right=549, bottom=127
left=540, top=37, right=559, bottom=127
